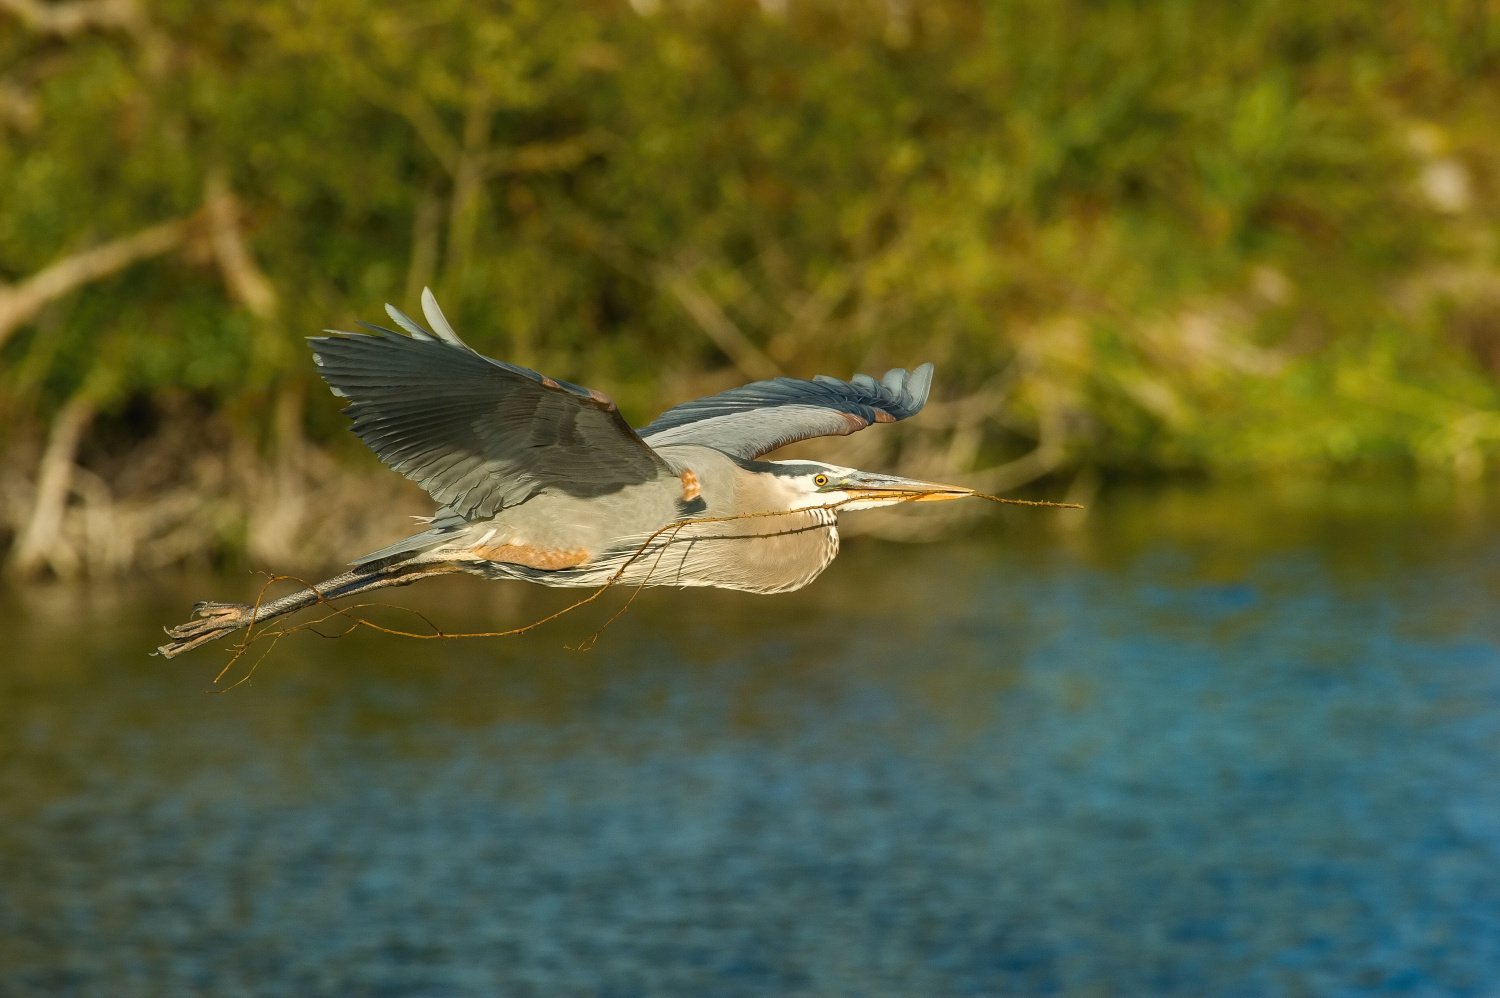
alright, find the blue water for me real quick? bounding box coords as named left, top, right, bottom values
left=2, top=485, right=1499, bottom=995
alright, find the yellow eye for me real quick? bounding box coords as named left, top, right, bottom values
left=814, top=474, right=829, bottom=487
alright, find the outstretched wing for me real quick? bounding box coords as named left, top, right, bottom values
left=638, top=363, right=934, bottom=460
left=312, top=290, right=669, bottom=519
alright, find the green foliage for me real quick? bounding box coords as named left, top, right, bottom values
left=5, top=0, right=1500, bottom=474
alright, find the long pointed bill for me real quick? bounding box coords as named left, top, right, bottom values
left=842, top=474, right=976, bottom=503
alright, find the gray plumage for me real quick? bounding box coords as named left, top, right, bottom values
left=639, top=363, right=934, bottom=459
left=313, top=300, right=666, bottom=520
left=158, top=290, right=970, bottom=658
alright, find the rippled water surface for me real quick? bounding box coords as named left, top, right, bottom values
left=3, top=484, right=1500, bottom=996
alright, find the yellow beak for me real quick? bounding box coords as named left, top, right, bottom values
left=841, top=475, right=975, bottom=503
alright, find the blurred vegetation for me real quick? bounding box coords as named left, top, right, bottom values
left=4, top=0, right=1500, bottom=574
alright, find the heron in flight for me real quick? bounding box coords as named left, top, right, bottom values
left=158, top=290, right=978, bottom=658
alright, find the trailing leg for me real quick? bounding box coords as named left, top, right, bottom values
left=156, top=560, right=466, bottom=658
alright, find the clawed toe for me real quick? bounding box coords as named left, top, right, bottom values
left=156, top=601, right=254, bottom=658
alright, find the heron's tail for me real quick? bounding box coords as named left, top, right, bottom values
left=348, top=506, right=469, bottom=566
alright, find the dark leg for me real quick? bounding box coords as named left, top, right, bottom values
left=156, top=561, right=467, bottom=658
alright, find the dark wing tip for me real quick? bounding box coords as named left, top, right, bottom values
left=635, top=360, right=935, bottom=459
left=903, top=362, right=935, bottom=411
left=870, top=361, right=934, bottom=420
left=813, top=362, right=934, bottom=419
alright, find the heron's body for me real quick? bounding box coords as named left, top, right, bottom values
left=382, top=444, right=840, bottom=593
left=158, top=290, right=967, bottom=658
left=469, top=446, right=839, bottom=592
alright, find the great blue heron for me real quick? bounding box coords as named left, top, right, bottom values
left=158, top=289, right=983, bottom=658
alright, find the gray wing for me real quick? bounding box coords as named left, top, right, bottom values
left=638, top=363, right=934, bottom=460
left=311, top=294, right=669, bottom=519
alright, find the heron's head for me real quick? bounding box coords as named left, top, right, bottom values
left=770, top=461, right=974, bottom=512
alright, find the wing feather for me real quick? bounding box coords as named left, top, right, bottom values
left=312, top=301, right=669, bottom=519
left=384, top=303, right=436, bottom=341
left=421, top=286, right=466, bottom=347
left=639, top=363, right=934, bottom=460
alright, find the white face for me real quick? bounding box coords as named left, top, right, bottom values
left=767, top=461, right=972, bottom=512
left=769, top=461, right=868, bottom=511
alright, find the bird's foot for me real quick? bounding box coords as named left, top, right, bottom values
left=155, top=601, right=254, bottom=658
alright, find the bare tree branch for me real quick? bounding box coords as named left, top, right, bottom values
left=7, top=364, right=115, bottom=579
left=345, top=68, right=461, bottom=176
left=964, top=442, right=1065, bottom=495
left=482, top=132, right=613, bottom=176
left=0, top=171, right=274, bottom=358
left=0, top=218, right=190, bottom=349
left=657, top=266, right=783, bottom=382
left=0, top=81, right=39, bottom=132
left=0, top=0, right=136, bottom=36
left=204, top=169, right=277, bottom=321
left=404, top=185, right=444, bottom=306
left=562, top=210, right=785, bottom=383
left=444, top=85, right=493, bottom=282
left=964, top=403, right=1068, bottom=494
left=203, top=169, right=312, bottom=562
